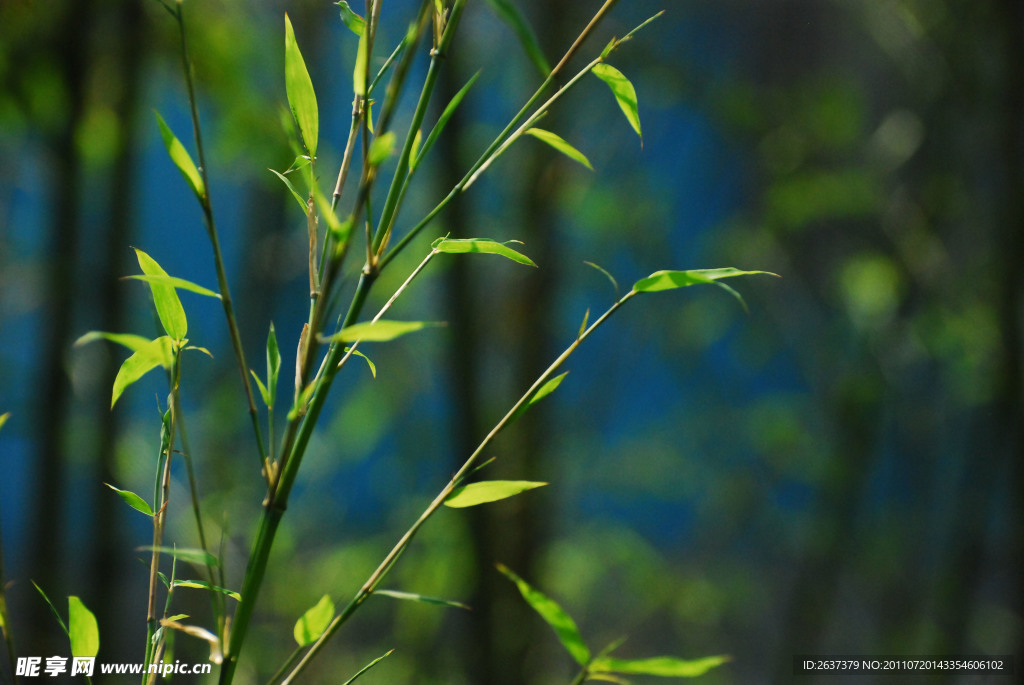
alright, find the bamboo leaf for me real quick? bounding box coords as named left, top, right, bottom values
left=270, top=168, right=309, bottom=214
left=134, top=248, right=187, bottom=339
left=415, top=72, right=480, bottom=171
left=32, top=582, right=69, bottom=636
left=592, top=64, right=641, bottom=140
left=587, top=675, right=631, bottom=684
left=584, top=261, right=620, bottom=297
left=105, top=483, right=154, bottom=517
left=353, top=31, right=369, bottom=96
left=525, top=128, right=592, bottom=170
left=111, top=336, right=174, bottom=409
left=446, top=481, right=547, bottom=508
left=154, top=111, right=205, bottom=200
left=335, top=0, right=366, bottom=36
left=590, top=655, right=731, bottom=678
left=510, top=372, right=569, bottom=424
left=497, top=564, right=590, bottom=665
left=68, top=597, right=100, bottom=658
left=74, top=331, right=152, bottom=353
left=341, top=650, right=394, bottom=685
left=432, top=237, right=537, bottom=267
left=374, top=589, right=471, bottom=610
left=294, top=595, right=334, bottom=647
left=250, top=370, right=271, bottom=407
left=125, top=274, right=220, bottom=299
left=368, top=131, right=397, bottom=166
left=483, top=0, right=551, bottom=77
left=171, top=580, right=241, bottom=602
left=137, top=546, right=219, bottom=569
left=267, top=322, right=282, bottom=403
left=324, top=320, right=441, bottom=344
left=632, top=268, right=778, bottom=311
left=285, top=13, right=319, bottom=158
left=345, top=347, right=376, bottom=378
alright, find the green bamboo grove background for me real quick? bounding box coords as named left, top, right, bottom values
left=0, top=0, right=1021, bottom=683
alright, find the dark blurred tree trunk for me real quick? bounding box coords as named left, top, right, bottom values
left=26, top=0, right=95, bottom=658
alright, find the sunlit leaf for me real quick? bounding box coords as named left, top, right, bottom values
left=285, top=13, right=319, bottom=158
left=587, top=674, right=631, bottom=684
left=632, top=268, right=778, bottom=311
left=525, top=128, right=592, bottom=170
left=324, top=320, right=441, bottom=344
left=74, top=331, right=152, bottom=353
left=445, top=481, right=547, bottom=508
left=345, top=347, right=376, bottom=378
left=137, top=546, right=219, bottom=569
left=68, top=597, right=99, bottom=658
left=409, top=129, right=423, bottom=168
left=335, top=0, right=366, bottom=36
left=369, top=131, right=397, bottom=166
left=270, top=168, right=309, bottom=214
left=159, top=619, right=222, bottom=664
left=432, top=237, right=536, bottom=267
left=105, top=483, right=154, bottom=517
left=134, top=248, right=187, bottom=340
left=154, top=111, right=205, bottom=200
left=590, top=655, right=731, bottom=678
left=374, top=589, right=471, bottom=610
left=341, top=650, right=394, bottom=685
left=592, top=64, right=641, bottom=140
left=510, top=372, right=569, bottom=424
left=111, top=336, right=174, bottom=409
left=171, top=580, right=241, bottom=602
left=353, top=31, right=369, bottom=96
left=497, top=564, right=590, bottom=665
left=483, top=0, right=550, bottom=77
left=415, top=72, right=480, bottom=171
left=294, top=594, right=334, bottom=647
left=125, top=274, right=220, bottom=299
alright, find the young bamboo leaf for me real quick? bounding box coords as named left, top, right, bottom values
left=584, top=261, right=620, bottom=297
left=324, top=320, right=441, bottom=344
left=415, top=71, right=480, bottom=171
left=341, top=650, right=394, bottom=685
left=136, top=546, right=219, bottom=569
left=285, top=13, right=319, bottom=158
left=68, top=597, right=99, bottom=658
left=294, top=595, right=334, bottom=647
left=632, top=268, right=778, bottom=311
left=133, top=248, right=187, bottom=340
left=510, top=371, right=569, bottom=424
left=497, top=564, right=591, bottom=665
left=432, top=237, right=537, bottom=267
left=368, top=131, right=397, bottom=166
left=483, top=0, right=551, bottom=77
left=445, top=481, right=547, bottom=508
left=344, top=347, right=376, bottom=378
left=250, top=370, right=271, bottom=407
left=590, top=655, right=731, bottom=678
left=111, top=336, right=174, bottom=409
left=105, top=483, right=155, bottom=517
left=74, top=331, right=152, bottom=353
left=269, top=168, right=309, bottom=213
left=267, top=323, right=282, bottom=402
left=409, top=129, right=423, bottom=168
left=353, top=31, right=369, bottom=96
left=154, top=111, right=205, bottom=200
left=374, top=589, right=471, bottom=610
left=171, top=580, right=241, bottom=602
left=578, top=309, right=590, bottom=339
left=335, top=0, right=366, bottom=36
left=125, top=274, right=221, bottom=299
left=525, top=128, right=593, bottom=170
left=592, top=64, right=641, bottom=141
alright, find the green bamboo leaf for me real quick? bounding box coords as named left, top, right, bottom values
left=341, top=650, right=394, bottom=685
left=154, top=111, right=205, bottom=200
left=111, top=336, right=174, bottom=409
left=374, top=589, right=471, bottom=610
left=285, top=13, right=319, bottom=158
left=353, top=31, right=369, bottom=96
left=125, top=274, right=220, bottom=299
left=105, top=483, right=154, bottom=517
left=432, top=237, right=537, bottom=267
left=590, top=655, right=731, bottom=678
left=171, top=580, right=241, bottom=602
left=368, top=131, right=397, bottom=166
left=270, top=168, right=309, bottom=213
left=335, top=0, right=366, bottom=36
left=268, top=323, right=281, bottom=401
left=592, top=64, right=641, bottom=140
left=415, top=72, right=480, bottom=171
left=137, top=546, right=219, bottom=569
left=345, top=347, right=376, bottom=378
left=294, top=595, right=334, bottom=647
left=68, top=597, right=99, bottom=658
left=32, top=582, right=69, bottom=636
left=510, top=371, right=569, bottom=424
left=483, top=0, right=551, bottom=77
left=525, top=128, right=592, bottom=170
left=324, top=320, right=441, bottom=344
left=445, top=481, right=547, bottom=508
left=632, top=268, right=778, bottom=311
left=134, top=248, right=187, bottom=340
left=409, top=129, right=423, bottom=168
left=250, top=370, right=271, bottom=406
left=497, top=564, right=590, bottom=665
left=74, top=331, right=152, bottom=353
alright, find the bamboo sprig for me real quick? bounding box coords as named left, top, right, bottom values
left=279, top=290, right=638, bottom=683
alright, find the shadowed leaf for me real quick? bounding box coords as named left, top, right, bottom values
left=483, top=0, right=551, bottom=77
left=137, top=546, right=219, bottom=569
left=270, top=168, right=309, bottom=213
left=415, top=72, right=480, bottom=171
left=74, top=331, right=152, bottom=353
